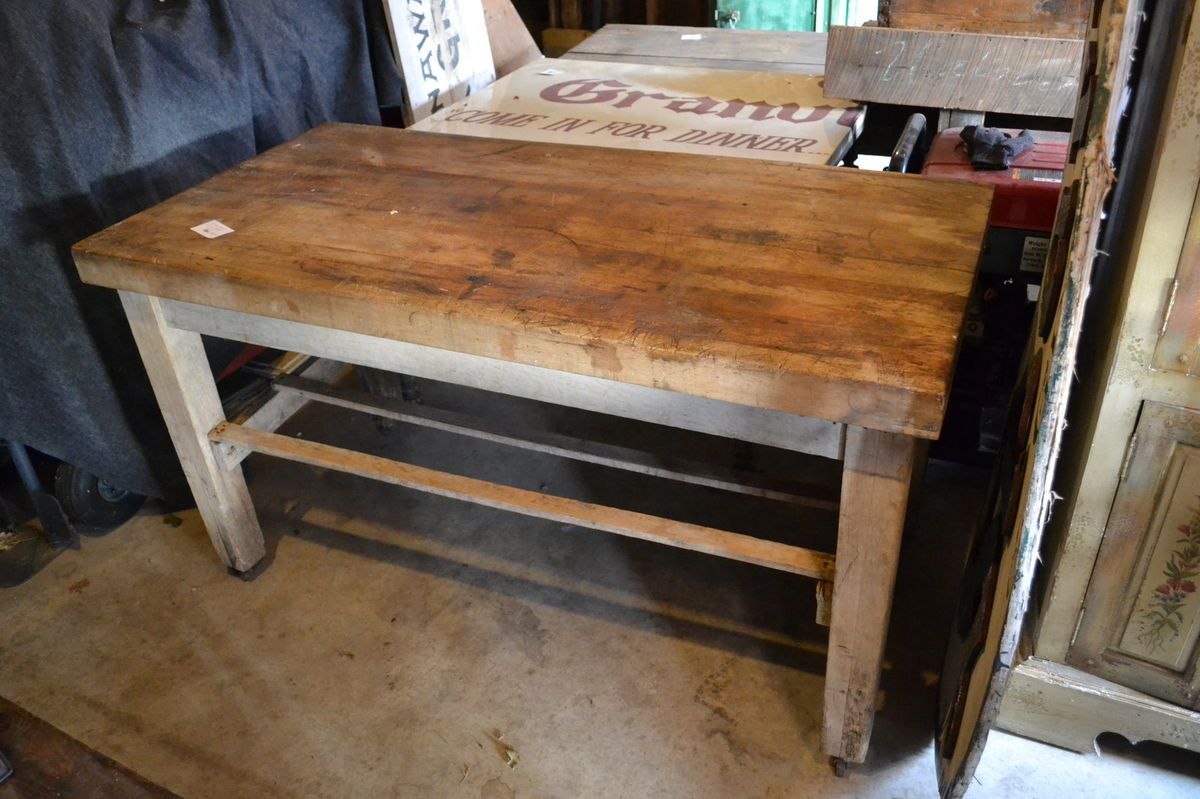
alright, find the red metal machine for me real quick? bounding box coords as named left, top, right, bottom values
left=921, top=128, right=1069, bottom=459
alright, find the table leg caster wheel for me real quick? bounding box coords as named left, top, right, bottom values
left=830, top=757, right=849, bottom=778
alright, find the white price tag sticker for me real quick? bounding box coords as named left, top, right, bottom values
left=190, top=219, right=235, bottom=239
left=680, top=33, right=703, bottom=40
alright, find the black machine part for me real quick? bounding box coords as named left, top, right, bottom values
left=887, top=113, right=929, bottom=173
left=53, top=462, right=145, bottom=532
left=958, top=126, right=1035, bottom=170
left=4, top=440, right=73, bottom=549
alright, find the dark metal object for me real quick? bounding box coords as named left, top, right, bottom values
left=887, top=113, right=928, bottom=173
left=52, top=462, right=145, bottom=532
left=1082, top=0, right=1186, bottom=354
left=3, top=440, right=74, bottom=549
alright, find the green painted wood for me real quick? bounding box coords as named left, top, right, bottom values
left=714, top=0, right=876, bottom=32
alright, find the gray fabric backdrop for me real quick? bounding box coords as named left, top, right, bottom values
left=0, top=0, right=403, bottom=499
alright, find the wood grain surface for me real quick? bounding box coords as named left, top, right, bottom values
left=210, top=422, right=837, bottom=580
left=74, top=124, right=991, bottom=438
left=564, top=23, right=828, bottom=74
left=824, top=26, right=1084, bottom=117
left=880, top=0, right=1091, bottom=39
left=482, top=0, right=541, bottom=77
left=0, top=696, right=180, bottom=799
left=823, top=426, right=916, bottom=761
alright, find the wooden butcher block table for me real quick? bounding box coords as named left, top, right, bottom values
left=73, top=123, right=991, bottom=768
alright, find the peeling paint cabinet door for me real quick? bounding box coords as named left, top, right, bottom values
left=1153, top=183, right=1200, bottom=375
left=1068, top=402, right=1200, bottom=708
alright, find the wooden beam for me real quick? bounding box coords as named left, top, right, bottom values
left=482, top=0, right=542, bottom=77
left=209, top=422, right=837, bottom=580
left=214, top=358, right=351, bottom=470
left=824, top=26, right=1084, bottom=118
left=160, top=300, right=847, bottom=461
left=560, top=0, right=582, bottom=29
left=120, top=292, right=264, bottom=571
left=815, top=580, right=833, bottom=627
left=271, top=375, right=841, bottom=510
left=822, top=427, right=916, bottom=763
left=563, top=25, right=827, bottom=75
left=881, top=0, right=1091, bottom=39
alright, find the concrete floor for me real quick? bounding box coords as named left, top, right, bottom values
left=2, top=380, right=1198, bottom=798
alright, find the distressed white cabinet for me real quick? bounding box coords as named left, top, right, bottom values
left=997, top=1, right=1200, bottom=754
left=1070, top=403, right=1200, bottom=707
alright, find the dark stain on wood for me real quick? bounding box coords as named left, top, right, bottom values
left=0, top=696, right=181, bottom=798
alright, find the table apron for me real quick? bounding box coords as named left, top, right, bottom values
left=158, top=298, right=846, bottom=461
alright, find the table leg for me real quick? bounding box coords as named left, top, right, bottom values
left=822, top=426, right=917, bottom=764
left=120, top=292, right=265, bottom=571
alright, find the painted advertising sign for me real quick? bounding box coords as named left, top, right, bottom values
left=382, top=0, right=496, bottom=123
left=412, top=58, right=863, bottom=165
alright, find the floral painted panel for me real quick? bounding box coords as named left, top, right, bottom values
left=1119, top=446, right=1200, bottom=670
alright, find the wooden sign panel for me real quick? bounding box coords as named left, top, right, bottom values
left=412, top=58, right=863, bottom=165
left=381, top=0, right=496, bottom=122
left=563, top=24, right=828, bottom=75
left=880, top=0, right=1091, bottom=39
left=824, top=25, right=1084, bottom=118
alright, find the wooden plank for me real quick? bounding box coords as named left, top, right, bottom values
left=543, top=28, right=592, bottom=57
left=815, top=580, right=833, bottom=627
left=380, top=0, right=496, bottom=122
left=213, top=358, right=352, bottom=470
left=0, top=696, right=181, bottom=799
left=158, top=300, right=849, bottom=460
left=73, top=125, right=991, bottom=439
left=560, top=0, right=583, bottom=29
left=410, top=58, right=863, bottom=167
left=482, top=0, right=542, bottom=77
left=565, top=24, right=828, bottom=74
left=823, top=426, right=916, bottom=763
left=561, top=52, right=825, bottom=74
left=824, top=26, right=1084, bottom=118
left=208, top=422, right=838, bottom=580
left=937, top=0, right=1144, bottom=792
left=272, top=375, right=842, bottom=509
left=881, top=0, right=1091, bottom=39
left=119, top=293, right=264, bottom=572
left=645, top=0, right=660, bottom=25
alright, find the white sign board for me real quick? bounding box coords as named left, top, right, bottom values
left=381, top=0, right=496, bottom=122
left=412, top=58, right=863, bottom=165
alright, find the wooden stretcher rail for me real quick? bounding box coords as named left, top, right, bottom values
left=208, top=422, right=836, bottom=581
left=267, top=375, right=841, bottom=511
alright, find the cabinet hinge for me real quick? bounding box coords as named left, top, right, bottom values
left=1119, top=432, right=1138, bottom=483
left=1159, top=279, right=1178, bottom=337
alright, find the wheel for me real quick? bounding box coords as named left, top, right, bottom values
left=52, top=463, right=145, bottom=533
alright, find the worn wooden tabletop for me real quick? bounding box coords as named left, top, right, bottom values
left=74, top=123, right=991, bottom=438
